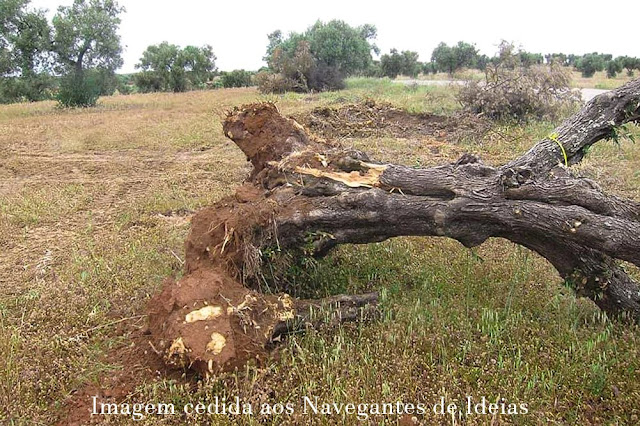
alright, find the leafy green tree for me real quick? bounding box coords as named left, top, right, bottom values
left=400, top=50, right=420, bottom=77
left=618, top=56, right=640, bottom=77
left=606, top=59, right=622, bottom=78
left=221, top=69, right=253, bottom=88
left=380, top=49, right=420, bottom=78
left=421, top=61, right=436, bottom=74
left=431, top=41, right=478, bottom=74
left=260, top=20, right=377, bottom=93
left=380, top=49, right=402, bottom=78
left=476, top=54, right=490, bottom=70
left=518, top=52, right=543, bottom=68
left=431, top=42, right=453, bottom=74
left=0, top=0, right=53, bottom=102
left=263, top=30, right=282, bottom=64
left=575, top=53, right=605, bottom=78
left=545, top=53, right=568, bottom=66
left=306, top=20, right=377, bottom=75
left=135, top=42, right=216, bottom=93
left=52, top=0, right=124, bottom=106
left=567, top=54, right=581, bottom=66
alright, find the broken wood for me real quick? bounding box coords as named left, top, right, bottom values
left=149, top=79, right=640, bottom=374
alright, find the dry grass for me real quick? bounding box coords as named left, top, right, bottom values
left=1, top=81, right=639, bottom=425
left=569, top=70, right=636, bottom=90
left=401, top=68, right=636, bottom=91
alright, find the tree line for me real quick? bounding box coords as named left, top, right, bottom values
left=2, top=0, right=640, bottom=105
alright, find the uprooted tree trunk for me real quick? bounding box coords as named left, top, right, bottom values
left=148, top=79, right=640, bottom=376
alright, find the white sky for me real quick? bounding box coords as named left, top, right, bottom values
left=30, top=0, right=640, bottom=74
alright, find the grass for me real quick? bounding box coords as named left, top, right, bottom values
left=1, top=79, right=639, bottom=425
left=569, top=70, right=636, bottom=90
left=397, top=68, right=636, bottom=91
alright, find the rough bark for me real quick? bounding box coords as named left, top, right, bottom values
left=148, top=79, right=640, bottom=375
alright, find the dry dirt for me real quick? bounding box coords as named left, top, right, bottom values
left=295, top=99, right=490, bottom=142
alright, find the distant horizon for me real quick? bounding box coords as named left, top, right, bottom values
left=29, top=0, right=640, bottom=73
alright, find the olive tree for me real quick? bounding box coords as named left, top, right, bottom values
left=52, top=0, right=124, bottom=107
left=134, top=42, right=216, bottom=93
left=0, top=0, right=53, bottom=102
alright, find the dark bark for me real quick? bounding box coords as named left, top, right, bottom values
left=268, top=292, right=379, bottom=346
left=219, top=78, right=640, bottom=321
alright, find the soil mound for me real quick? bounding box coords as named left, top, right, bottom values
left=296, top=99, right=489, bottom=142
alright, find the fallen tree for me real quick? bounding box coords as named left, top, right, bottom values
left=148, top=79, right=640, bottom=376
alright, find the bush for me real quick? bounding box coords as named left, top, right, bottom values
left=364, top=61, right=383, bottom=78
left=57, top=73, right=100, bottom=107
left=458, top=49, right=581, bottom=121
left=308, top=62, right=345, bottom=91
left=134, top=71, right=164, bottom=93
left=115, top=74, right=134, bottom=94
left=0, top=74, right=55, bottom=103
left=221, top=70, right=253, bottom=88
left=255, top=71, right=295, bottom=94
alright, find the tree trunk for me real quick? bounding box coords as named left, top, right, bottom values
left=148, top=79, right=640, bottom=375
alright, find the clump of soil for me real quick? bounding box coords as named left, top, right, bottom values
left=147, top=268, right=297, bottom=376
left=146, top=184, right=299, bottom=377
left=224, top=103, right=336, bottom=179
left=296, top=99, right=489, bottom=142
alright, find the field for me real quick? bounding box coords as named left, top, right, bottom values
left=1, top=78, right=640, bottom=425
left=405, top=68, right=637, bottom=90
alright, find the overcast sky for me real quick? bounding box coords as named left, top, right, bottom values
left=30, top=0, right=640, bottom=74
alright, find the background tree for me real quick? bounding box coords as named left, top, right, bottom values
left=380, top=49, right=420, bottom=78
left=221, top=69, right=253, bottom=88
left=134, top=42, right=216, bottom=93
left=263, top=30, right=282, bottom=65
left=0, top=0, right=53, bottom=102
left=518, top=51, right=543, bottom=68
left=259, top=20, right=377, bottom=93
left=545, top=53, right=568, bottom=66
left=306, top=20, right=377, bottom=76
left=431, top=41, right=478, bottom=74
left=52, top=0, right=124, bottom=107
left=606, top=58, right=623, bottom=78
left=380, top=49, right=402, bottom=78
left=575, top=53, right=606, bottom=78
left=400, top=50, right=420, bottom=77
left=618, top=56, right=640, bottom=77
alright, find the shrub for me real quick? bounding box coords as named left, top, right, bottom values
left=307, top=61, right=345, bottom=91
left=255, top=71, right=295, bottom=94
left=458, top=48, right=581, bottom=121
left=56, top=73, right=100, bottom=107
left=134, top=71, right=164, bottom=93
left=221, top=70, right=253, bottom=88
left=0, top=74, right=55, bottom=103
left=364, top=61, right=383, bottom=78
